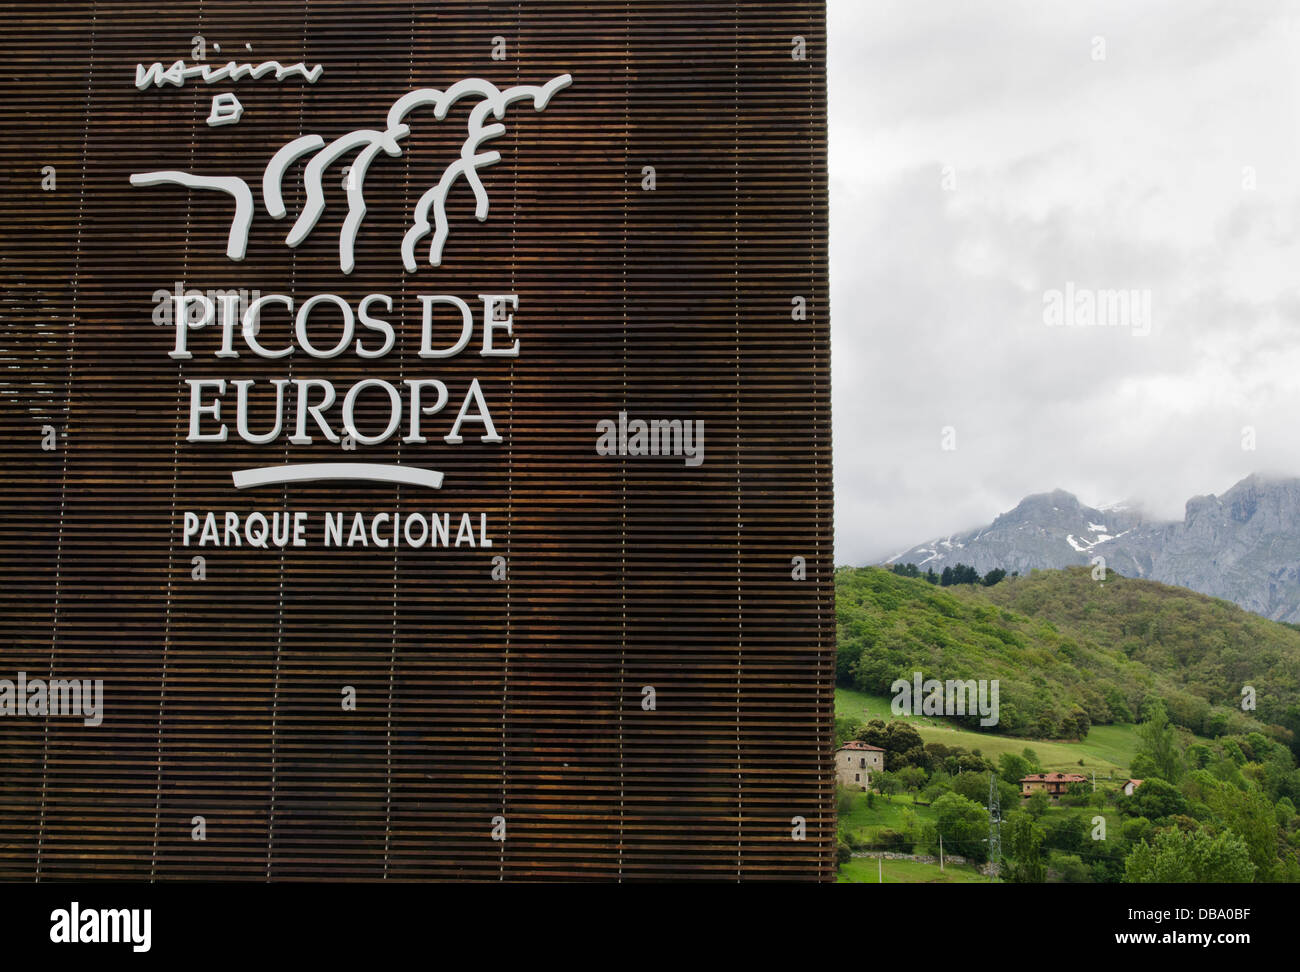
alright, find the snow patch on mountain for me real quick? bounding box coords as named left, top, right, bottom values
left=881, top=475, right=1300, bottom=624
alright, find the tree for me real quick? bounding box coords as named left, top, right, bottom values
left=853, top=718, right=887, bottom=749
left=871, top=770, right=901, bottom=797
left=1121, top=816, right=1153, bottom=845
left=1135, top=700, right=1185, bottom=783
left=1045, top=813, right=1089, bottom=854
left=999, top=752, right=1033, bottom=786
left=941, top=563, right=981, bottom=585
left=956, top=753, right=994, bottom=775
left=1185, top=743, right=1213, bottom=770
left=881, top=721, right=925, bottom=769
left=953, top=771, right=1016, bottom=811
left=1282, top=703, right=1300, bottom=760
left=1276, top=796, right=1297, bottom=827
left=1204, top=783, right=1280, bottom=876
left=1061, top=706, right=1091, bottom=740
left=900, top=808, right=923, bottom=849
left=925, top=742, right=957, bottom=764
left=1002, top=809, right=1045, bottom=883
left=1025, top=790, right=1051, bottom=818
left=1049, top=852, right=1092, bottom=883
left=951, top=771, right=987, bottom=804
left=895, top=765, right=928, bottom=796
left=835, top=783, right=856, bottom=817
left=931, top=791, right=990, bottom=863
left=898, top=745, right=934, bottom=773
left=1128, top=753, right=1158, bottom=780
left=834, top=715, right=862, bottom=747
left=1124, top=827, right=1255, bottom=883
left=835, top=642, right=860, bottom=686
left=1205, top=709, right=1232, bottom=739
left=1122, top=777, right=1188, bottom=820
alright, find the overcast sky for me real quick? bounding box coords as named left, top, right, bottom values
left=829, top=0, right=1300, bottom=564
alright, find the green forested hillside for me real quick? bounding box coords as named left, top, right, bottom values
left=835, top=565, right=1300, bottom=883
left=983, top=566, right=1300, bottom=734
left=837, top=565, right=1300, bottom=742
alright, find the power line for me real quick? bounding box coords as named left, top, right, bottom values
left=987, top=771, right=1001, bottom=881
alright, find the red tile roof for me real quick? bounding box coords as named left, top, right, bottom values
left=1020, top=772, right=1087, bottom=783
left=839, top=741, right=885, bottom=752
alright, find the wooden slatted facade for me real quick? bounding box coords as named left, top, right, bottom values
left=0, top=0, right=832, bottom=881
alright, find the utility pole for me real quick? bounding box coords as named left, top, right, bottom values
left=878, top=856, right=883, bottom=883
left=939, top=834, right=944, bottom=871
left=987, top=771, right=1001, bottom=882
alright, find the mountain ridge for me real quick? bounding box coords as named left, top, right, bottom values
left=836, top=564, right=1300, bottom=740
left=885, top=473, right=1300, bottom=624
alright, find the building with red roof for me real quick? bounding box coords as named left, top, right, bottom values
left=1020, top=772, right=1088, bottom=799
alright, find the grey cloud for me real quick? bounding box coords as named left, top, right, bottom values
left=830, top=0, right=1300, bottom=563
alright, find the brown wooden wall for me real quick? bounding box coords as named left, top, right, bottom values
left=0, top=0, right=832, bottom=881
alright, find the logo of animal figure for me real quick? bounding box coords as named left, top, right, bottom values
left=128, top=74, right=573, bottom=274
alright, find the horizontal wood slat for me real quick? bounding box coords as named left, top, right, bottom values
left=0, top=0, right=832, bottom=881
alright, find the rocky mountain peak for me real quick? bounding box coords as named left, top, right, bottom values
left=885, top=474, right=1300, bottom=624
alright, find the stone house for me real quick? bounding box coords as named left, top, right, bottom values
left=836, top=740, right=885, bottom=790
